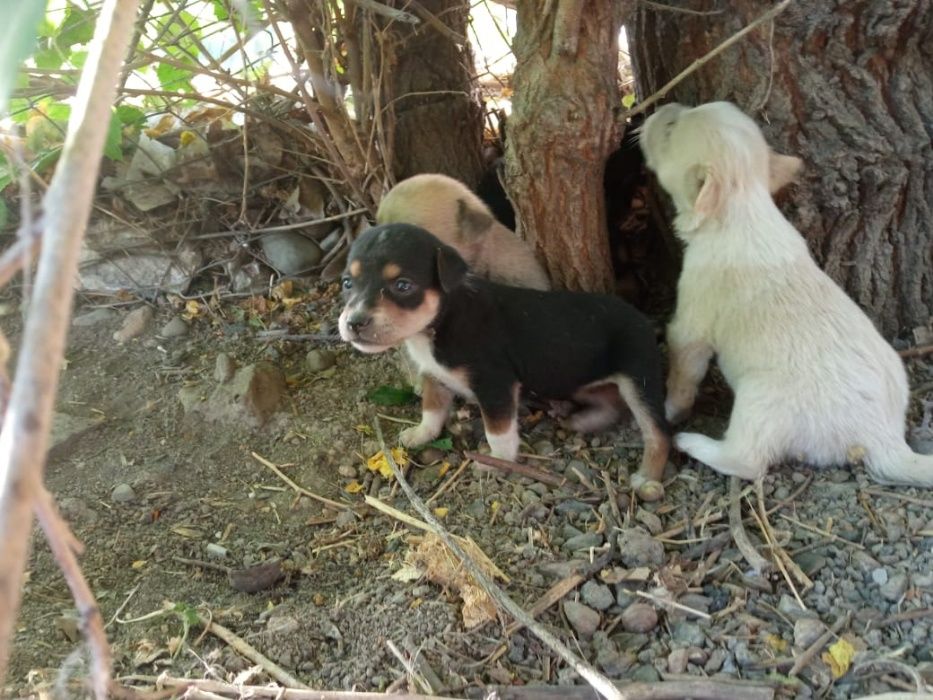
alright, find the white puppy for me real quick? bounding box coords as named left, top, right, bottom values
left=640, top=101, right=933, bottom=487
left=376, top=173, right=551, bottom=291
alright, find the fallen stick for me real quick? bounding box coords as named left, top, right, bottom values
left=465, top=451, right=572, bottom=489
left=131, top=675, right=458, bottom=699
left=898, top=344, right=933, bottom=359
left=374, top=418, right=623, bottom=700
left=483, top=679, right=774, bottom=700
left=789, top=611, right=851, bottom=677
left=0, top=0, right=141, bottom=694
left=728, top=477, right=772, bottom=576
left=194, top=613, right=309, bottom=689
left=251, top=451, right=352, bottom=512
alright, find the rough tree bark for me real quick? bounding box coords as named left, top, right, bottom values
left=383, top=0, right=485, bottom=188
left=504, top=1, right=624, bottom=293
left=630, top=0, right=933, bottom=336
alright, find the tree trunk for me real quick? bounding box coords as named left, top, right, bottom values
left=629, top=0, right=933, bottom=336
left=504, top=1, right=624, bottom=293
left=384, top=0, right=485, bottom=189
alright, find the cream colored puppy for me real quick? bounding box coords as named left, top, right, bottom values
left=376, top=173, right=550, bottom=290
left=640, top=101, right=933, bottom=487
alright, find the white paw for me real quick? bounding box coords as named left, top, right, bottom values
left=487, top=430, right=519, bottom=462
left=630, top=472, right=664, bottom=502
left=399, top=424, right=438, bottom=448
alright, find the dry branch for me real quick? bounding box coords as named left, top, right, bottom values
left=728, top=477, right=771, bottom=576
left=622, top=0, right=793, bottom=119
left=0, top=0, right=141, bottom=693
left=372, top=418, right=623, bottom=700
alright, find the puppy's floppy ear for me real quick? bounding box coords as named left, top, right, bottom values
left=435, top=243, right=468, bottom=292
left=456, top=198, right=494, bottom=238
left=691, top=165, right=726, bottom=221
left=768, top=151, right=803, bottom=193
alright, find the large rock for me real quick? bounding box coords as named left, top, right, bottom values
left=182, top=362, right=286, bottom=428
left=260, top=232, right=323, bottom=274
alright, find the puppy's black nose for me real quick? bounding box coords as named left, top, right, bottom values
left=347, top=313, right=372, bottom=333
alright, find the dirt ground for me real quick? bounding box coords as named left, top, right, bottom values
left=4, top=283, right=933, bottom=699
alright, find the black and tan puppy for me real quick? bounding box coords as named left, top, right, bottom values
left=339, top=224, right=672, bottom=501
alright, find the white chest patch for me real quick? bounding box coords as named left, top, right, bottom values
left=404, top=334, right=475, bottom=400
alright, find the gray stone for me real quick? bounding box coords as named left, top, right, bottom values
left=556, top=500, right=592, bottom=516
left=880, top=572, right=908, bottom=602
left=871, top=567, right=889, bottom=585
left=533, top=440, right=555, bottom=455
left=667, top=648, right=689, bottom=674
left=734, top=640, right=756, bottom=668
left=581, top=581, right=614, bottom=611
left=159, top=316, right=189, bottom=338
left=635, top=508, right=663, bottom=535
left=538, top=560, right=587, bottom=579
left=671, top=621, right=706, bottom=647
left=338, top=464, right=357, bottom=478
left=617, top=527, right=665, bottom=567
left=205, top=543, right=228, bottom=559
left=58, top=497, right=99, bottom=525
left=563, top=600, right=600, bottom=638
left=677, top=593, right=711, bottom=614
left=563, top=532, right=603, bottom=552
left=851, top=550, right=882, bottom=575
left=620, top=603, right=658, bottom=633
left=631, top=665, right=661, bottom=683
left=306, top=349, right=337, bottom=373
left=72, top=308, right=117, bottom=327
left=49, top=412, right=105, bottom=459
left=260, top=232, right=322, bottom=274
left=111, top=483, right=136, bottom=503
left=113, top=306, right=154, bottom=342
left=335, top=509, right=357, bottom=528
left=592, top=632, right=632, bottom=677
left=705, top=648, right=727, bottom=673
left=184, top=362, right=286, bottom=428
left=778, top=594, right=815, bottom=622
left=794, top=618, right=827, bottom=648
left=214, top=353, right=236, bottom=383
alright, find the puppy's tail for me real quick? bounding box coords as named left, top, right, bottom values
left=866, top=442, right=933, bottom=487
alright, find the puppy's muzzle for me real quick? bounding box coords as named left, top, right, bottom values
left=345, top=312, right=372, bottom=334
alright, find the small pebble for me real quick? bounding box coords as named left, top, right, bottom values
left=335, top=509, right=358, bottom=528
left=113, top=306, right=153, bottom=343
left=620, top=603, right=658, bottom=633
left=111, top=483, right=136, bottom=503
left=205, top=543, right=228, bottom=559
left=581, top=581, right=614, bottom=611
left=338, top=464, right=357, bottom=478
left=617, top=527, right=665, bottom=567
left=214, top=353, right=236, bottom=383
left=306, top=349, right=337, bottom=373
left=880, top=572, right=908, bottom=602
left=871, top=567, right=889, bottom=586
left=563, top=532, right=603, bottom=552
left=794, top=618, right=826, bottom=648
left=159, top=316, right=189, bottom=338
left=667, top=648, right=689, bottom=674
left=563, top=600, right=600, bottom=638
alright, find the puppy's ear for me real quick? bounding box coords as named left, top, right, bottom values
left=692, top=166, right=725, bottom=220
left=435, top=244, right=468, bottom=292
left=768, top=152, right=803, bottom=193
left=457, top=198, right=494, bottom=238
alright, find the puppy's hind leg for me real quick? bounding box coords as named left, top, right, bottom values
left=477, top=382, right=521, bottom=461
left=665, top=324, right=713, bottom=424
left=615, top=376, right=671, bottom=502
left=400, top=375, right=453, bottom=448
left=674, top=389, right=772, bottom=480
left=566, top=384, right=621, bottom=433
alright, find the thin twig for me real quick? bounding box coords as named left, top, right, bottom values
left=623, top=0, right=794, bottom=119
left=465, top=451, right=572, bottom=489
left=899, top=344, right=933, bottom=359
left=373, top=418, right=623, bottom=700
left=251, top=451, right=352, bottom=512
left=728, top=477, right=771, bottom=576
left=788, top=612, right=851, bottom=677
left=194, top=613, right=309, bottom=689
left=0, top=0, right=141, bottom=693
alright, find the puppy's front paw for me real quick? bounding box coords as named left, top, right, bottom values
left=665, top=397, right=691, bottom=425
left=399, top=423, right=438, bottom=448
left=486, top=431, right=519, bottom=462
left=630, top=472, right=664, bottom=502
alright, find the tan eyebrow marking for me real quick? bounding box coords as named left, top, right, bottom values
left=349, top=260, right=362, bottom=277
left=382, top=263, right=401, bottom=280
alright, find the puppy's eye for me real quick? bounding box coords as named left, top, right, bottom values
left=393, top=278, right=415, bottom=294
left=341, top=277, right=353, bottom=291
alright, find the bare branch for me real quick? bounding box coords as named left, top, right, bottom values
left=0, top=0, right=142, bottom=693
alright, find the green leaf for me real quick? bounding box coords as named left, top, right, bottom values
left=0, top=199, right=8, bottom=231
left=0, top=0, right=48, bottom=114
left=45, top=102, right=70, bottom=122
left=34, top=45, right=64, bottom=70
left=57, top=6, right=95, bottom=48
left=116, top=105, right=146, bottom=126
left=32, top=146, right=62, bottom=177
left=156, top=62, right=194, bottom=92
left=68, top=49, right=87, bottom=69
left=212, top=0, right=229, bottom=21
left=368, top=385, right=417, bottom=406
left=622, top=93, right=636, bottom=109
left=426, top=436, right=453, bottom=451
left=103, top=111, right=123, bottom=161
